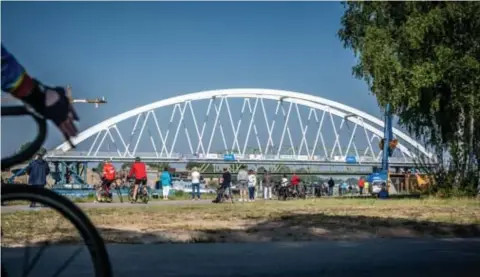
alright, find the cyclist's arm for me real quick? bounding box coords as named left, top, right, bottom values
left=128, top=165, right=135, bottom=178
left=1, top=45, right=44, bottom=107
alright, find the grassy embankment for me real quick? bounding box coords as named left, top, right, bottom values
left=2, top=197, right=479, bottom=246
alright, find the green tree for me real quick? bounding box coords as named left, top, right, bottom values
left=338, top=1, right=480, bottom=192
left=95, top=162, right=104, bottom=173
left=146, top=162, right=170, bottom=171
left=185, top=162, right=214, bottom=172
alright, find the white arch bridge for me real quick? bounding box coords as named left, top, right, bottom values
left=47, top=89, right=436, bottom=167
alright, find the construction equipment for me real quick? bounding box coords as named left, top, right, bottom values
left=2, top=85, right=107, bottom=108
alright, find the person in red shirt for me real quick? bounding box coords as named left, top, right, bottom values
left=290, top=173, right=301, bottom=195
left=290, top=173, right=300, bottom=186
left=100, top=159, right=116, bottom=201
left=358, top=177, right=365, bottom=195
left=128, top=157, right=147, bottom=203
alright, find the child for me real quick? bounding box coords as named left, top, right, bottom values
left=248, top=169, right=257, bottom=202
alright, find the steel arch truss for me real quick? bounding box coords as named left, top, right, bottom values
left=52, top=89, right=434, bottom=164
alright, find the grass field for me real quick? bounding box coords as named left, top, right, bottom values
left=2, top=198, right=479, bottom=246
left=4, top=192, right=217, bottom=206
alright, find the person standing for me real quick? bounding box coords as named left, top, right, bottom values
left=327, top=177, right=335, bottom=196
left=290, top=173, right=300, bottom=187
left=190, top=167, right=201, bottom=200
left=247, top=169, right=257, bottom=201
left=263, top=171, right=272, bottom=200
left=160, top=167, right=172, bottom=200
left=358, top=177, right=365, bottom=195
left=213, top=168, right=232, bottom=203
left=340, top=181, right=348, bottom=196
left=237, top=165, right=249, bottom=202
left=26, top=151, right=50, bottom=208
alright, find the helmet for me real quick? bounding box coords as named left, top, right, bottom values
left=135, top=157, right=141, bottom=162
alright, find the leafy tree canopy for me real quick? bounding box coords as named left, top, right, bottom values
left=338, top=1, right=480, bottom=147
left=338, top=1, right=480, bottom=190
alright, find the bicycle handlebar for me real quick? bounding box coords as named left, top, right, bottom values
left=1, top=106, right=47, bottom=171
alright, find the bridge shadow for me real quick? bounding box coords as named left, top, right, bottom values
left=91, top=213, right=480, bottom=244
left=5, top=211, right=480, bottom=246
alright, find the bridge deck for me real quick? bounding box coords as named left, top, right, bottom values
left=46, top=152, right=436, bottom=167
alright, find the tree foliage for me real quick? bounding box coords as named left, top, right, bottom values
left=95, top=162, right=105, bottom=173
left=146, top=162, right=170, bottom=171
left=185, top=162, right=214, bottom=172
left=338, top=1, right=480, bottom=192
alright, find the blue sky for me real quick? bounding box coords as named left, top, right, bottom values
left=1, top=1, right=382, bottom=156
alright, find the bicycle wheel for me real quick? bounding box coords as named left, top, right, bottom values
left=142, top=192, right=149, bottom=204
left=1, top=184, right=112, bottom=277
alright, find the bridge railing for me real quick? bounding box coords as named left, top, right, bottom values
left=45, top=150, right=433, bottom=165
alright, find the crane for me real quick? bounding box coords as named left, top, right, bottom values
left=1, top=85, right=107, bottom=108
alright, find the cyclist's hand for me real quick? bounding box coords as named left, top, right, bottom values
left=39, top=82, right=79, bottom=143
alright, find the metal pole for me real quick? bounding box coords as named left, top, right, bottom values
left=84, top=162, right=88, bottom=185
left=381, top=104, right=392, bottom=172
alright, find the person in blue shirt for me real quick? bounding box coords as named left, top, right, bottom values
left=378, top=183, right=389, bottom=199
left=160, top=167, right=172, bottom=200
left=340, top=182, right=348, bottom=196
left=26, top=150, right=50, bottom=208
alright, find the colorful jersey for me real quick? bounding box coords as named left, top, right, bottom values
left=358, top=179, right=365, bottom=188
left=103, top=163, right=116, bottom=180
left=291, top=175, right=300, bottom=186
left=1, top=44, right=33, bottom=97
left=128, top=162, right=147, bottom=180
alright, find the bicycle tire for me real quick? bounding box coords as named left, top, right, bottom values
left=1, top=184, right=112, bottom=277
left=142, top=191, right=149, bottom=204
left=1, top=106, right=47, bottom=171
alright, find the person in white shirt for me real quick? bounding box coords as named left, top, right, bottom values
left=237, top=166, right=249, bottom=202
left=263, top=171, right=273, bottom=200
left=279, top=174, right=289, bottom=200
left=281, top=175, right=289, bottom=187
left=191, top=167, right=201, bottom=200
left=247, top=169, right=257, bottom=201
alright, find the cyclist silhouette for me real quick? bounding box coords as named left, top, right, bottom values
left=1, top=44, right=79, bottom=142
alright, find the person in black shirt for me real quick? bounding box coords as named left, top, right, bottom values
left=327, top=177, right=335, bottom=196
left=213, top=168, right=232, bottom=203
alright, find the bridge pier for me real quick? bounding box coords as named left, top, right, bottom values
left=50, top=161, right=89, bottom=187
